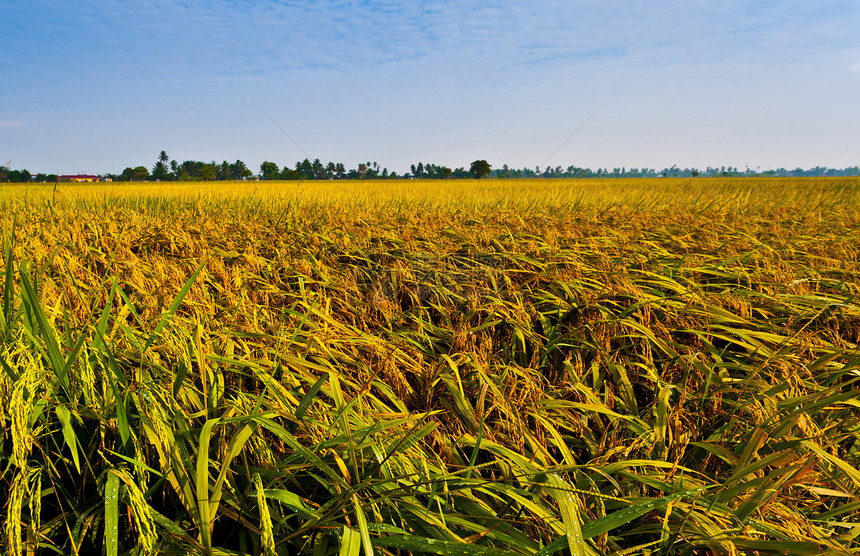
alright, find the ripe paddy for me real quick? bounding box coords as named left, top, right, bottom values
left=0, top=177, right=858, bottom=555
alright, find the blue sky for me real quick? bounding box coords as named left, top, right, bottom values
left=2, top=1, right=859, bottom=175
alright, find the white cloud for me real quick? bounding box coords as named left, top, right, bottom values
left=0, top=121, right=23, bottom=129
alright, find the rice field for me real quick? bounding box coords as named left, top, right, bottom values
left=1, top=177, right=859, bottom=555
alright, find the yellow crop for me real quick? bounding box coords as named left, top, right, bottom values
left=0, top=177, right=858, bottom=554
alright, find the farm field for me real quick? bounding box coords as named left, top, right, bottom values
left=1, top=177, right=859, bottom=555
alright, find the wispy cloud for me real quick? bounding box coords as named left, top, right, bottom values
left=7, top=1, right=858, bottom=83
left=2, top=0, right=859, bottom=172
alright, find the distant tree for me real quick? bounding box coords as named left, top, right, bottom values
left=230, top=160, right=251, bottom=180
left=280, top=166, right=299, bottom=180
left=8, top=169, right=31, bottom=182
left=132, top=166, right=150, bottom=181
left=440, top=166, right=452, bottom=179
left=176, top=160, right=205, bottom=180
left=170, top=160, right=179, bottom=176
left=260, top=161, right=280, bottom=180
left=218, top=161, right=231, bottom=180
left=152, top=161, right=170, bottom=181
left=159, top=150, right=169, bottom=164
left=469, top=160, right=492, bottom=179
left=295, top=159, right=313, bottom=179
left=199, top=164, right=216, bottom=181
left=312, top=158, right=325, bottom=179
left=335, top=162, right=346, bottom=179
left=326, top=162, right=336, bottom=179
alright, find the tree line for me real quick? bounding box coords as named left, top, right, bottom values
left=0, top=168, right=58, bottom=183
left=500, top=164, right=860, bottom=178
left=107, top=153, right=492, bottom=181
left=2, top=151, right=858, bottom=183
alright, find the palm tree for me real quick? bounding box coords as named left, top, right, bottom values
left=159, top=150, right=169, bottom=164
left=152, top=161, right=169, bottom=181
left=231, top=160, right=250, bottom=180
left=311, top=158, right=325, bottom=179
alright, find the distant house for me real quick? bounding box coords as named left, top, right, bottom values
left=59, top=174, right=100, bottom=182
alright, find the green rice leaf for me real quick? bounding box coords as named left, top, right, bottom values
left=546, top=474, right=586, bottom=556
left=104, top=471, right=120, bottom=556
left=352, top=493, right=374, bottom=556
left=580, top=486, right=711, bottom=539
left=371, top=535, right=526, bottom=556
left=55, top=404, right=81, bottom=474
left=340, top=526, right=362, bottom=556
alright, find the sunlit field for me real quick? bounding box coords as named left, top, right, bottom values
left=2, top=176, right=854, bottom=210
left=1, top=177, right=859, bottom=555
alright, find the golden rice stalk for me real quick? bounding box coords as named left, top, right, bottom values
left=10, top=368, right=40, bottom=470
left=254, top=473, right=277, bottom=556
left=5, top=471, right=27, bottom=556
left=27, top=469, right=41, bottom=556
left=4, top=467, right=41, bottom=556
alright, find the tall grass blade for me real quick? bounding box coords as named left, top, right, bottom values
left=104, top=472, right=120, bottom=556
left=546, top=474, right=586, bottom=556
left=352, top=493, right=374, bottom=556
left=340, top=526, right=362, bottom=556
left=2, top=223, right=14, bottom=342
left=19, top=271, right=69, bottom=393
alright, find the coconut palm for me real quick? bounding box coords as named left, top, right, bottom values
left=152, top=161, right=169, bottom=181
